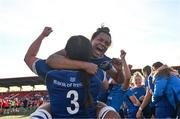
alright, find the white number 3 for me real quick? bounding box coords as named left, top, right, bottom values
left=66, top=90, right=79, bottom=114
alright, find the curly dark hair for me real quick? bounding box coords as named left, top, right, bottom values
left=91, top=25, right=111, bottom=44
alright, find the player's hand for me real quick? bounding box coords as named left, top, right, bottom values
left=84, top=63, right=98, bottom=75
left=120, top=50, right=126, bottom=60
left=139, top=96, right=144, bottom=101
left=128, top=64, right=133, bottom=70
left=112, top=58, right=122, bottom=71
left=41, top=27, right=53, bottom=37
left=136, top=109, right=143, bottom=119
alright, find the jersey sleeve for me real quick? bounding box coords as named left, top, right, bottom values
left=152, top=76, right=167, bottom=104
left=126, top=89, right=133, bottom=97
left=102, top=70, right=107, bottom=81
left=32, top=59, right=52, bottom=79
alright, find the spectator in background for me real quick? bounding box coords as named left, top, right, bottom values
left=0, top=98, right=3, bottom=114
left=23, top=98, right=28, bottom=109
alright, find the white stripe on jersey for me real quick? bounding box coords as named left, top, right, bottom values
left=102, top=70, right=107, bottom=81
left=108, top=77, right=113, bottom=84
left=32, top=59, right=40, bottom=75
left=98, top=106, right=116, bottom=119
left=30, top=108, right=52, bottom=119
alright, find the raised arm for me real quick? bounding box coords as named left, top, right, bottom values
left=24, top=27, right=52, bottom=71
left=120, top=50, right=131, bottom=90
left=108, top=50, right=131, bottom=90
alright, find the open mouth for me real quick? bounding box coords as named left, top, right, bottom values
left=93, top=45, right=107, bottom=57
left=96, top=47, right=104, bottom=52
left=96, top=45, right=106, bottom=52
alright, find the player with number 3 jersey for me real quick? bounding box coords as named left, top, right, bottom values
left=24, top=27, right=108, bottom=118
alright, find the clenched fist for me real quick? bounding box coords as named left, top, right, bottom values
left=41, top=27, right=53, bottom=37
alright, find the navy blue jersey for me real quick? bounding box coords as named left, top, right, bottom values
left=32, top=59, right=105, bottom=118
left=90, top=55, right=112, bottom=71
left=90, top=55, right=113, bottom=102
